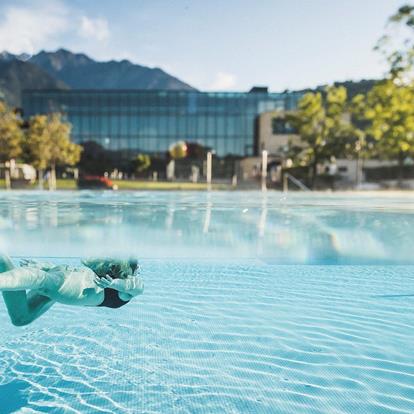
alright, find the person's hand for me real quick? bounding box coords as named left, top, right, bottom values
left=134, top=277, right=144, bottom=294
left=111, top=276, right=144, bottom=295
left=94, top=274, right=114, bottom=289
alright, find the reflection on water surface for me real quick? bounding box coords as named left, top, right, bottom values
left=0, top=191, right=413, bottom=264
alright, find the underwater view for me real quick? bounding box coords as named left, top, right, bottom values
left=1, top=191, right=414, bottom=413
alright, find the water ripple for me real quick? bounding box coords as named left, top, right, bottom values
left=0, top=262, right=413, bottom=413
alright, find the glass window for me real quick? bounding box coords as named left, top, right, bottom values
left=130, top=115, right=139, bottom=136
left=271, top=118, right=296, bottom=134
left=23, top=90, right=303, bottom=157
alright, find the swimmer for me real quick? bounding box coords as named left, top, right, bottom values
left=0, top=255, right=144, bottom=327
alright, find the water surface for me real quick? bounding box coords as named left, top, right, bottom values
left=0, top=191, right=413, bottom=413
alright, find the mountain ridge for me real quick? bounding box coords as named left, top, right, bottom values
left=0, top=48, right=380, bottom=108
left=29, top=49, right=195, bottom=91
left=0, top=49, right=196, bottom=106
left=0, top=59, right=69, bottom=107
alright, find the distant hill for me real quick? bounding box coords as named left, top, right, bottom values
left=0, top=48, right=379, bottom=109
left=29, top=49, right=195, bottom=91
left=0, top=49, right=196, bottom=107
left=0, top=59, right=68, bottom=107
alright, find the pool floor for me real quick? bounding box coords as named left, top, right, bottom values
left=1, top=260, right=414, bottom=413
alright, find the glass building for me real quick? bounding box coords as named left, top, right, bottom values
left=22, top=88, right=303, bottom=157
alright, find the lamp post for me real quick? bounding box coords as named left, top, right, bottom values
left=206, top=151, right=212, bottom=191
left=355, top=138, right=362, bottom=188
left=261, top=150, right=268, bottom=192
left=4, top=161, right=11, bottom=190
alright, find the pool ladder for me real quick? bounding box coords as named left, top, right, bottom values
left=283, top=173, right=311, bottom=192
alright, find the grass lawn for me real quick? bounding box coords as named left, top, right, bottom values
left=0, top=179, right=76, bottom=190
left=0, top=179, right=230, bottom=191
left=112, top=180, right=230, bottom=191
left=56, top=179, right=78, bottom=190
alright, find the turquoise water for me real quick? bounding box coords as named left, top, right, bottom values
left=0, top=191, right=414, bottom=413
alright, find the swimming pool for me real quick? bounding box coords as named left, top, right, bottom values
left=1, top=191, right=414, bottom=413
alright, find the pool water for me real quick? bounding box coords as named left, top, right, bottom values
left=0, top=191, right=414, bottom=413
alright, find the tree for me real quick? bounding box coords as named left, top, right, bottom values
left=134, top=153, right=151, bottom=175
left=25, top=115, right=50, bottom=189
left=47, top=114, right=81, bottom=190
left=25, top=114, right=81, bottom=190
left=352, top=80, right=414, bottom=186
left=376, top=4, right=414, bottom=79
left=286, top=86, right=352, bottom=187
left=0, top=102, right=23, bottom=189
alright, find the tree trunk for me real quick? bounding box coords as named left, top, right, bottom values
left=50, top=163, right=57, bottom=191
left=310, top=157, right=318, bottom=189
left=355, top=153, right=361, bottom=188
left=397, top=151, right=404, bottom=188
left=4, top=167, right=11, bottom=190
left=38, top=169, right=44, bottom=190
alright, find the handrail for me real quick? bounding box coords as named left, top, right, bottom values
left=284, top=173, right=311, bottom=192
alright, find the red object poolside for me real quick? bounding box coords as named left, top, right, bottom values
left=77, top=176, right=115, bottom=189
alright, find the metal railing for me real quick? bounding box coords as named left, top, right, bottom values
left=283, top=173, right=311, bottom=192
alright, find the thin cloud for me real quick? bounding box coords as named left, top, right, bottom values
left=209, top=72, right=237, bottom=90
left=0, top=0, right=111, bottom=57
left=0, top=0, right=69, bottom=56
left=79, top=16, right=110, bottom=41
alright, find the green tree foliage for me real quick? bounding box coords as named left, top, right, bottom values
left=25, top=115, right=50, bottom=172
left=286, top=86, right=352, bottom=187
left=47, top=114, right=82, bottom=189
left=352, top=80, right=414, bottom=186
left=0, top=102, right=23, bottom=189
left=376, top=4, right=414, bottom=78
left=134, top=153, right=151, bottom=174
left=0, top=101, right=23, bottom=162
left=47, top=113, right=81, bottom=167
left=169, top=141, right=187, bottom=159
left=25, top=113, right=82, bottom=189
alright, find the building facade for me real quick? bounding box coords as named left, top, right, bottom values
left=255, top=110, right=408, bottom=188
left=256, top=109, right=303, bottom=156
left=22, top=88, right=303, bottom=157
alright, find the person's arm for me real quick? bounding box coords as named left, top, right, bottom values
left=94, top=274, right=144, bottom=299
left=20, top=259, right=55, bottom=272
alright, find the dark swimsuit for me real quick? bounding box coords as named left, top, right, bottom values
left=98, top=288, right=130, bottom=309
left=93, top=263, right=138, bottom=309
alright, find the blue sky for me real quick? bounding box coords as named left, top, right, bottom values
left=0, top=0, right=406, bottom=91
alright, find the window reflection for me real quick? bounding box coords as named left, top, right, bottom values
left=23, top=90, right=302, bottom=157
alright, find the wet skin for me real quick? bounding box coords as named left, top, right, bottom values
left=0, top=256, right=144, bottom=326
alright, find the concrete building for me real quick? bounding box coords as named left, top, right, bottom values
left=249, top=109, right=407, bottom=188
left=256, top=109, right=303, bottom=156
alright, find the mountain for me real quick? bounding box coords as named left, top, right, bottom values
left=0, top=48, right=378, bottom=109
left=0, top=49, right=196, bottom=107
left=0, top=59, right=68, bottom=107
left=0, top=51, right=32, bottom=63
left=29, top=49, right=195, bottom=91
